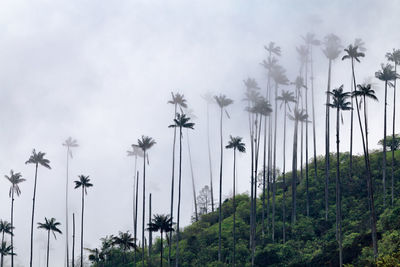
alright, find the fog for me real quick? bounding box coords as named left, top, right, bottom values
left=0, top=0, right=399, bottom=266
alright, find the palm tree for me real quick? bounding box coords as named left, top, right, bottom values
left=137, top=135, right=156, bottom=267
left=322, top=34, right=342, bottom=221
left=386, top=49, right=400, bottom=205
left=167, top=92, right=187, bottom=264
left=276, top=90, right=296, bottom=242
left=226, top=136, right=245, bottom=267
left=352, top=83, right=379, bottom=257
left=0, top=221, right=13, bottom=267
left=147, top=214, right=174, bottom=267
left=74, top=175, right=93, bottom=267
left=328, top=85, right=352, bottom=267
left=342, top=44, right=365, bottom=182
left=5, top=170, right=24, bottom=267
left=25, top=149, right=51, bottom=267
left=214, top=94, right=233, bottom=262
left=169, top=113, right=194, bottom=266
left=0, top=241, right=13, bottom=267
left=112, top=231, right=137, bottom=264
left=375, top=64, right=398, bottom=206
left=85, top=248, right=104, bottom=266
left=62, top=137, right=78, bottom=267
left=288, top=108, right=309, bottom=224
left=37, top=217, right=62, bottom=267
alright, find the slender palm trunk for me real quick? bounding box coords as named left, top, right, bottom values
left=30, top=163, right=39, bottom=267
left=65, top=147, right=70, bottom=267
left=142, top=151, right=147, bottom=267
left=383, top=81, right=388, bottom=207
left=206, top=103, right=215, bottom=213
left=1, top=232, right=4, bottom=267
left=349, top=75, right=354, bottom=180
left=72, top=213, right=75, bottom=267
left=232, top=148, right=237, bottom=267
left=335, top=107, right=343, bottom=267
left=305, top=62, right=310, bottom=217
left=392, top=64, right=397, bottom=205
left=175, top=126, right=183, bottom=267
left=292, top=117, right=299, bottom=224
left=218, top=107, right=223, bottom=262
left=160, top=230, right=163, bottom=267
left=10, top=186, right=14, bottom=267
left=248, top=108, right=255, bottom=252
left=80, top=186, right=85, bottom=267
left=168, top=105, right=178, bottom=266
left=46, top=230, right=50, bottom=267
left=282, top=103, right=287, bottom=242
left=261, top=114, right=267, bottom=238
left=325, top=59, right=332, bottom=221
left=311, top=45, right=318, bottom=180
left=133, top=155, right=137, bottom=234
left=186, top=130, right=198, bottom=221
left=134, top=171, right=139, bottom=266
left=149, top=193, right=152, bottom=259
left=272, top=83, right=278, bottom=241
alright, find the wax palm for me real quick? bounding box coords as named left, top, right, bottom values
left=214, top=94, right=233, bottom=262
left=0, top=241, right=14, bottom=267
left=169, top=113, right=194, bottom=266
left=85, top=248, right=104, bottom=265
left=354, top=38, right=366, bottom=52
left=226, top=136, right=245, bottom=267
left=0, top=221, right=13, bottom=267
left=74, top=175, right=93, bottom=267
left=322, top=33, right=342, bottom=221
left=25, top=149, right=51, bottom=267
left=375, top=64, right=398, bottom=207
left=5, top=170, right=24, bottom=267
left=112, top=231, right=137, bottom=263
left=37, top=217, right=62, bottom=267
left=62, top=137, right=78, bottom=267
left=386, top=49, right=400, bottom=205
left=147, top=214, right=174, bottom=267
left=264, top=42, right=281, bottom=57
left=137, top=135, right=156, bottom=267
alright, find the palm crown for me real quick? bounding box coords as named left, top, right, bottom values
left=214, top=94, right=233, bottom=109
left=226, top=136, right=246, bottom=153
left=302, top=33, right=320, bottom=46
left=0, top=242, right=13, bottom=256
left=147, top=214, right=174, bottom=233
left=63, top=137, right=79, bottom=158
left=375, top=64, right=399, bottom=84
left=5, top=170, right=25, bottom=197
left=342, top=44, right=365, bottom=62
left=168, top=92, right=187, bottom=109
left=288, top=108, right=309, bottom=123
left=243, top=78, right=260, bottom=91
left=264, top=42, right=281, bottom=57
left=353, top=84, right=378, bottom=101
left=112, top=232, right=137, bottom=251
left=127, top=144, right=144, bottom=158
left=296, top=45, right=309, bottom=64
left=386, top=49, right=400, bottom=65
left=327, top=85, right=352, bottom=110
left=271, top=65, right=289, bottom=85
left=0, top=220, right=13, bottom=236
left=74, top=175, right=93, bottom=194
left=137, top=136, right=156, bottom=152
left=250, top=97, right=273, bottom=116
left=323, top=34, right=342, bottom=60
left=354, top=38, right=366, bottom=52
left=277, top=90, right=297, bottom=109
left=37, top=217, right=62, bottom=239
left=261, top=57, right=278, bottom=72
left=25, top=149, right=51, bottom=169
left=169, top=113, right=195, bottom=130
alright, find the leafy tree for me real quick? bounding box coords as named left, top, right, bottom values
left=147, top=214, right=174, bottom=267
left=112, top=231, right=137, bottom=264
left=0, top=221, right=13, bottom=267
left=37, top=217, right=62, bottom=267
left=0, top=241, right=14, bottom=267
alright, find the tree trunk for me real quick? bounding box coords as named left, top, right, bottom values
left=383, top=81, right=388, bottom=207
left=134, top=171, right=139, bottom=267
left=160, top=231, right=163, bottom=267
left=272, top=83, right=278, bottom=241
left=325, top=59, right=332, bottom=221
left=47, top=230, right=50, bottom=267
left=292, top=117, right=299, bottom=224
left=233, top=148, right=237, bottom=267
left=72, top=213, right=75, bottom=267
left=261, top=114, right=267, bottom=238
left=206, top=103, right=215, bottom=213
left=175, top=126, right=183, bottom=267
left=186, top=130, right=198, bottom=221
left=149, top=193, right=152, bottom=259
left=65, top=147, right=70, bottom=267
left=336, top=107, right=343, bottom=267
left=218, top=107, right=223, bottom=262
left=10, top=186, right=14, bottom=267
left=30, top=163, right=39, bottom=267
left=1, top=231, right=4, bottom=267
left=311, top=45, right=318, bottom=181
left=282, top=103, right=287, bottom=243
left=168, top=104, right=177, bottom=266
left=305, top=87, right=310, bottom=217
left=392, top=63, right=397, bottom=205
left=349, top=73, right=354, bottom=180
left=142, top=151, right=146, bottom=267
left=81, top=187, right=85, bottom=267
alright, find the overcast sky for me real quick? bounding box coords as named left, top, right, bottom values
left=0, top=0, right=400, bottom=266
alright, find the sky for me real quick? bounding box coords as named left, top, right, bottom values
left=0, top=0, right=400, bottom=266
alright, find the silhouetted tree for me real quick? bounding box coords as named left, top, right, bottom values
left=112, top=231, right=137, bottom=264
left=147, top=214, right=174, bottom=267
left=0, top=221, right=13, bottom=267
left=37, top=217, right=62, bottom=267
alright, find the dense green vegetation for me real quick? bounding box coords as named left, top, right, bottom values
left=90, top=150, right=400, bottom=266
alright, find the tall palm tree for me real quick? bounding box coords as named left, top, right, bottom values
left=352, top=83, right=379, bottom=257
left=0, top=221, right=13, bottom=267
left=169, top=113, right=194, bottom=266
left=147, top=214, right=174, bottom=267
left=276, top=90, right=296, bottom=242
left=226, top=136, right=245, bottom=267
left=214, top=94, right=233, bottom=262
left=167, top=92, right=187, bottom=264
left=342, top=44, right=365, bottom=182
left=137, top=135, right=156, bottom=267
left=62, top=137, right=78, bottom=267
left=37, top=217, right=62, bottom=267
left=322, top=34, right=342, bottom=221
left=25, top=149, right=51, bottom=267
left=74, top=175, right=93, bottom=267
left=328, top=85, right=352, bottom=267
left=0, top=241, right=13, bottom=267
left=386, top=49, right=400, bottom=205
left=112, top=231, right=137, bottom=264
left=5, top=170, right=24, bottom=267
left=288, top=108, right=309, bottom=224
left=375, top=64, right=398, bottom=206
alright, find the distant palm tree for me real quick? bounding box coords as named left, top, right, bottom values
left=74, top=175, right=93, bottom=267
left=328, top=85, right=352, bottom=267
left=147, top=214, right=174, bottom=267
left=62, top=137, right=78, bottom=267
left=137, top=135, right=156, bottom=267
left=112, top=231, right=137, bottom=264
left=5, top=170, right=24, bottom=267
left=25, top=149, right=51, bottom=267
left=214, top=94, right=233, bottom=262
left=167, top=92, right=187, bottom=264
left=169, top=113, right=194, bottom=266
left=322, top=34, right=342, bottom=221
left=288, top=108, right=309, bottom=224
left=352, top=83, right=379, bottom=257
left=37, top=217, right=62, bottom=267
left=226, top=136, right=245, bottom=267
left=386, top=49, right=400, bottom=205
left=0, top=220, right=13, bottom=267
left=375, top=64, right=398, bottom=207
left=342, top=44, right=365, bottom=182
left=0, top=241, right=13, bottom=267
left=276, top=90, right=296, bottom=242
left=85, top=248, right=104, bottom=266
